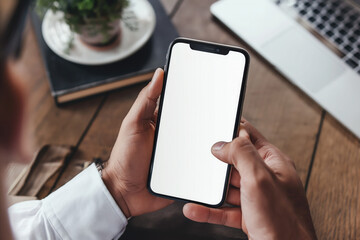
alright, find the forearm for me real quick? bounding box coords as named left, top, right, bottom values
left=8, top=164, right=128, bottom=239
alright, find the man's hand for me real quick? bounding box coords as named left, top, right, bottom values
left=183, top=119, right=317, bottom=240
left=102, top=68, right=173, bottom=218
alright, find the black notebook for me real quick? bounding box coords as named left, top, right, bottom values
left=31, top=0, right=178, bottom=105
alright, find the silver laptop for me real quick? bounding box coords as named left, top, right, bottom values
left=211, top=0, right=360, bottom=139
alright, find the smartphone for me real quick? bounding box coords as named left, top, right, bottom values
left=148, top=38, right=249, bottom=207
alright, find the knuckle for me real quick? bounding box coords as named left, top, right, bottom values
left=228, top=137, right=252, bottom=160
left=262, top=145, right=277, bottom=159
left=284, top=166, right=301, bottom=183
left=232, top=137, right=252, bottom=151
left=287, top=158, right=296, bottom=169
left=272, top=146, right=296, bottom=169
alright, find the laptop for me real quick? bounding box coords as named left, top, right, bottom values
left=211, top=0, right=360, bottom=139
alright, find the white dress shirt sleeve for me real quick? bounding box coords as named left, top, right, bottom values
left=8, top=163, right=128, bottom=240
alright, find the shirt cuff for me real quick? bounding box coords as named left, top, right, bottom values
left=42, top=163, right=127, bottom=240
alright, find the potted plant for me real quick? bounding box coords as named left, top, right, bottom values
left=37, top=0, right=129, bottom=49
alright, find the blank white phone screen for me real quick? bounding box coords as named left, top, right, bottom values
left=150, top=42, right=246, bottom=205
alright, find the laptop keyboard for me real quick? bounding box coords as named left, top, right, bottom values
left=282, top=0, right=360, bottom=73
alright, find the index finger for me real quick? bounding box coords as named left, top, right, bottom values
left=239, top=119, right=269, bottom=150
left=212, top=129, right=269, bottom=180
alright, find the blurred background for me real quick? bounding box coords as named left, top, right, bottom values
left=3, top=0, right=360, bottom=239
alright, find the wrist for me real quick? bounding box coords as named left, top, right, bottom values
left=101, top=166, right=132, bottom=218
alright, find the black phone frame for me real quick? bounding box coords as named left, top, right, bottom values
left=147, top=37, right=250, bottom=208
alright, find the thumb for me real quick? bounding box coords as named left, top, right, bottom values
left=125, top=68, right=164, bottom=125
left=211, top=129, right=268, bottom=178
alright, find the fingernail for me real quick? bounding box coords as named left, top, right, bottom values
left=149, top=69, right=160, bottom=89
left=239, top=128, right=248, bottom=138
left=212, top=141, right=226, bottom=151
left=152, top=68, right=160, bottom=81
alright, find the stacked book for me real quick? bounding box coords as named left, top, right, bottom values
left=32, top=0, right=178, bottom=105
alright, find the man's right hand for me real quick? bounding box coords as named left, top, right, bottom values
left=183, top=119, right=317, bottom=240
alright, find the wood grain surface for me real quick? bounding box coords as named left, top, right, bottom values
left=6, top=0, right=360, bottom=239
left=307, top=115, right=360, bottom=239
left=5, top=22, right=104, bottom=195
left=20, top=24, right=104, bottom=149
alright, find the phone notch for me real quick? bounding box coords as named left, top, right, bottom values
left=190, top=42, right=229, bottom=55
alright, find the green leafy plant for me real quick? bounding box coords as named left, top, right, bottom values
left=36, top=0, right=129, bottom=44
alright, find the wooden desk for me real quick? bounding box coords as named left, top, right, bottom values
left=13, top=0, right=360, bottom=239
